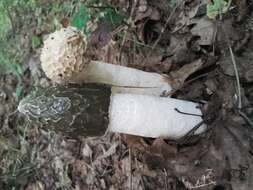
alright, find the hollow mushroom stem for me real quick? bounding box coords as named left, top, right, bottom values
left=18, top=84, right=206, bottom=139
left=71, top=60, right=172, bottom=96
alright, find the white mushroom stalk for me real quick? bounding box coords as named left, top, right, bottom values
left=40, top=27, right=172, bottom=96
left=109, top=93, right=206, bottom=139
left=18, top=85, right=206, bottom=140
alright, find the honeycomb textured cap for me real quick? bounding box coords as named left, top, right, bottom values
left=40, top=26, right=89, bottom=83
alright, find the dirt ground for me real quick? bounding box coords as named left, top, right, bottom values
left=0, top=0, right=253, bottom=189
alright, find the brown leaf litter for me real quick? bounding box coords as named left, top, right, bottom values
left=1, top=0, right=253, bottom=189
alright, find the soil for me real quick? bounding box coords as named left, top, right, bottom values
left=0, top=0, right=253, bottom=190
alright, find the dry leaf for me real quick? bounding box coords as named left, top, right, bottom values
left=219, top=50, right=253, bottom=83
left=168, top=59, right=203, bottom=90
left=191, top=17, right=216, bottom=46
left=25, top=181, right=44, bottom=190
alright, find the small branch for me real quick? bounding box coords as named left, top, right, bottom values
left=191, top=181, right=216, bottom=189
left=178, top=120, right=206, bottom=145
left=163, top=168, right=168, bottom=190
left=129, top=148, right=132, bottom=190
left=238, top=110, right=253, bottom=128
left=86, top=5, right=113, bottom=9
left=2, top=2, right=16, bottom=36
left=119, top=0, right=138, bottom=61
left=228, top=46, right=242, bottom=109
left=174, top=108, right=202, bottom=117
left=221, top=24, right=242, bottom=109
left=168, top=73, right=209, bottom=96
left=147, top=4, right=178, bottom=57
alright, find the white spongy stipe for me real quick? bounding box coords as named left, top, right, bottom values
left=109, top=94, right=206, bottom=139
left=88, top=61, right=172, bottom=96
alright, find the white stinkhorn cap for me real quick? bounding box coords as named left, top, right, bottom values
left=40, top=27, right=89, bottom=84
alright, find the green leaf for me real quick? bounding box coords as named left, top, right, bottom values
left=71, top=4, right=89, bottom=33
left=31, top=35, right=41, bottom=49
left=0, top=50, right=23, bottom=77
left=168, top=0, right=176, bottom=8
left=15, top=84, right=22, bottom=100
left=0, top=3, right=12, bottom=40
left=207, top=0, right=232, bottom=19
left=103, top=8, right=124, bottom=26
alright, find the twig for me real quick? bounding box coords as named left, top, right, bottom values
left=129, top=148, right=132, bottom=190
left=86, top=5, right=113, bottom=9
left=168, top=73, right=209, bottom=96
left=147, top=4, right=178, bottom=58
left=6, top=8, right=15, bottom=35
left=221, top=24, right=242, bottom=109
left=228, top=46, right=242, bottom=109
left=2, top=1, right=16, bottom=35
left=117, top=34, right=154, bottom=48
left=174, top=108, right=202, bottom=117
left=224, top=125, right=247, bottom=150
left=135, top=157, right=145, bottom=189
left=191, top=181, right=216, bottom=189
left=238, top=110, right=253, bottom=128
left=119, top=0, right=138, bottom=61
left=163, top=168, right=168, bottom=190
left=178, top=120, right=206, bottom=145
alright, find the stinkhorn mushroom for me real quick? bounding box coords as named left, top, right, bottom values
left=40, top=26, right=178, bottom=96
left=18, top=84, right=206, bottom=139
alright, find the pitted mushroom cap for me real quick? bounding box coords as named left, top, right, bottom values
left=40, top=26, right=89, bottom=83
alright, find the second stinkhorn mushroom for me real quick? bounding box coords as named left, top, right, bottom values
left=18, top=84, right=206, bottom=139
left=40, top=27, right=202, bottom=96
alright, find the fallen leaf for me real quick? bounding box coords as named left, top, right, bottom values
left=60, top=17, right=70, bottom=28
left=191, top=17, right=216, bottom=46
left=168, top=59, right=204, bottom=91
left=25, top=181, right=44, bottom=190
left=207, top=0, right=232, bottom=19
left=219, top=50, right=253, bottom=83
left=70, top=4, right=90, bottom=33
left=149, top=138, right=177, bottom=157
left=71, top=159, right=89, bottom=179
left=82, top=143, right=93, bottom=159
left=89, top=22, right=111, bottom=48
left=96, top=142, right=118, bottom=160
left=216, top=19, right=241, bottom=43
left=135, top=7, right=160, bottom=22
left=165, top=35, right=197, bottom=67
left=135, top=159, right=157, bottom=177
left=123, top=134, right=148, bottom=151
left=234, top=0, right=248, bottom=21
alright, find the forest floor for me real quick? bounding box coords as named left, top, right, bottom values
left=0, top=0, right=253, bottom=189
